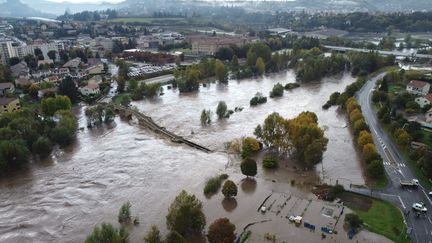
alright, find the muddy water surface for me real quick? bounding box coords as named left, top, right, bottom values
left=0, top=70, right=364, bottom=242
left=136, top=70, right=364, bottom=185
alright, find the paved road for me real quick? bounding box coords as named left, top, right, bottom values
left=324, top=45, right=432, bottom=59
left=356, top=73, right=432, bottom=243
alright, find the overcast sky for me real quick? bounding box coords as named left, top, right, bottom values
left=47, top=0, right=124, bottom=3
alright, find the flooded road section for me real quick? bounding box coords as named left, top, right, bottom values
left=0, top=70, right=365, bottom=242
left=136, top=70, right=365, bottom=186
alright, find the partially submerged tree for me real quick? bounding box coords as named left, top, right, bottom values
left=85, top=223, right=129, bottom=243
left=118, top=202, right=132, bottom=224
left=144, top=225, right=162, bottom=243
left=221, top=180, right=238, bottom=198
left=166, top=190, right=206, bottom=236
left=207, top=218, right=236, bottom=243
left=240, top=158, right=257, bottom=177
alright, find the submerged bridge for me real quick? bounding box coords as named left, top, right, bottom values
left=113, top=105, right=212, bottom=153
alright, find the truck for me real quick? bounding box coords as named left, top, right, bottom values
left=400, top=179, right=419, bottom=187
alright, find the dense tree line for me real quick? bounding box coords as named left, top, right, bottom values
left=345, top=98, right=385, bottom=179
left=58, top=9, right=118, bottom=21
left=0, top=96, right=77, bottom=172
left=173, top=58, right=228, bottom=92
left=277, top=12, right=432, bottom=33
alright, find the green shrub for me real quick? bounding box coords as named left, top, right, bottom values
left=284, top=83, right=300, bottom=90
left=345, top=213, right=363, bottom=230
left=204, top=174, right=228, bottom=195
left=327, top=184, right=344, bottom=201
left=118, top=202, right=132, bottom=224
left=270, top=83, right=284, bottom=98
left=263, top=155, right=278, bottom=168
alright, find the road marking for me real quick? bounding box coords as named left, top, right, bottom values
left=398, top=169, right=405, bottom=176
left=422, top=189, right=432, bottom=205
left=398, top=196, right=406, bottom=209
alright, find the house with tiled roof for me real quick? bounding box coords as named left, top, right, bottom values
left=0, top=97, right=20, bottom=114
left=406, top=80, right=431, bottom=96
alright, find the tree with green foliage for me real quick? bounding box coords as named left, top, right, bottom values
left=58, top=76, right=78, bottom=102
left=255, top=57, right=265, bottom=75
left=254, top=112, right=328, bottom=166
left=166, top=190, right=206, bottom=236
left=207, top=218, right=236, bottom=243
left=367, top=160, right=385, bottom=178
left=362, top=143, right=380, bottom=164
left=120, top=95, right=131, bottom=107
left=0, top=139, right=29, bottom=168
left=164, top=231, right=186, bottom=243
left=41, top=95, right=72, bottom=116
left=241, top=137, right=260, bottom=158
left=85, top=223, right=129, bottom=243
left=32, top=137, right=52, bottom=158
left=144, top=225, right=162, bottom=243
left=221, top=180, right=238, bottom=198
left=240, top=157, right=257, bottom=177
left=345, top=213, right=363, bottom=230
left=215, top=60, right=228, bottom=83
left=216, top=101, right=228, bottom=119
left=118, top=202, right=132, bottom=224
left=230, top=55, right=239, bottom=71
left=262, top=155, right=278, bottom=169
left=270, top=83, right=284, bottom=97
left=200, top=109, right=211, bottom=126
left=394, top=128, right=411, bottom=147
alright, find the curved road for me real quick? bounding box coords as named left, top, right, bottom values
left=356, top=73, right=432, bottom=243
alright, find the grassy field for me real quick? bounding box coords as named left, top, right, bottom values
left=108, top=17, right=185, bottom=24
left=372, top=176, right=388, bottom=189
left=340, top=192, right=409, bottom=243
left=388, top=83, right=405, bottom=94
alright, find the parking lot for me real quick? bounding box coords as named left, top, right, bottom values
left=128, top=63, right=176, bottom=77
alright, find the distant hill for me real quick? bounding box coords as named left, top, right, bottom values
left=119, top=0, right=432, bottom=13
left=0, top=0, right=55, bottom=18
left=20, top=0, right=118, bottom=15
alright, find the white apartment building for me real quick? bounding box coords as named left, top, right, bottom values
left=0, top=41, right=65, bottom=63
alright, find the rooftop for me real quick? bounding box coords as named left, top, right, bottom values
left=408, top=80, right=430, bottom=89
left=0, top=82, right=14, bottom=90
left=0, top=97, right=18, bottom=105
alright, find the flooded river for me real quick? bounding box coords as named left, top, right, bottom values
left=0, top=70, right=365, bottom=242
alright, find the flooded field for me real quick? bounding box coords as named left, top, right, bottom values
left=0, top=70, right=367, bottom=242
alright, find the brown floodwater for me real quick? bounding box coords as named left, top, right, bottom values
left=0, top=70, right=364, bottom=243
left=135, top=70, right=364, bottom=186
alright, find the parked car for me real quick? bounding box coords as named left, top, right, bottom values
left=412, top=202, right=427, bottom=212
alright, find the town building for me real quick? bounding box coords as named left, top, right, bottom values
left=0, top=82, right=14, bottom=96
left=0, top=97, right=20, bottom=114
left=79, top=83, right=100, bottom=96
left=415, top=94, right=432, bottom=108
left=406, top=80, right=431, bottom=96
left=426, top=108, right=432, bottom=123
left=10, top=62, right=30, bottom=78
left=190, top=35, right=256, bottom=55
left=0, top=40, right=64, bottom=63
